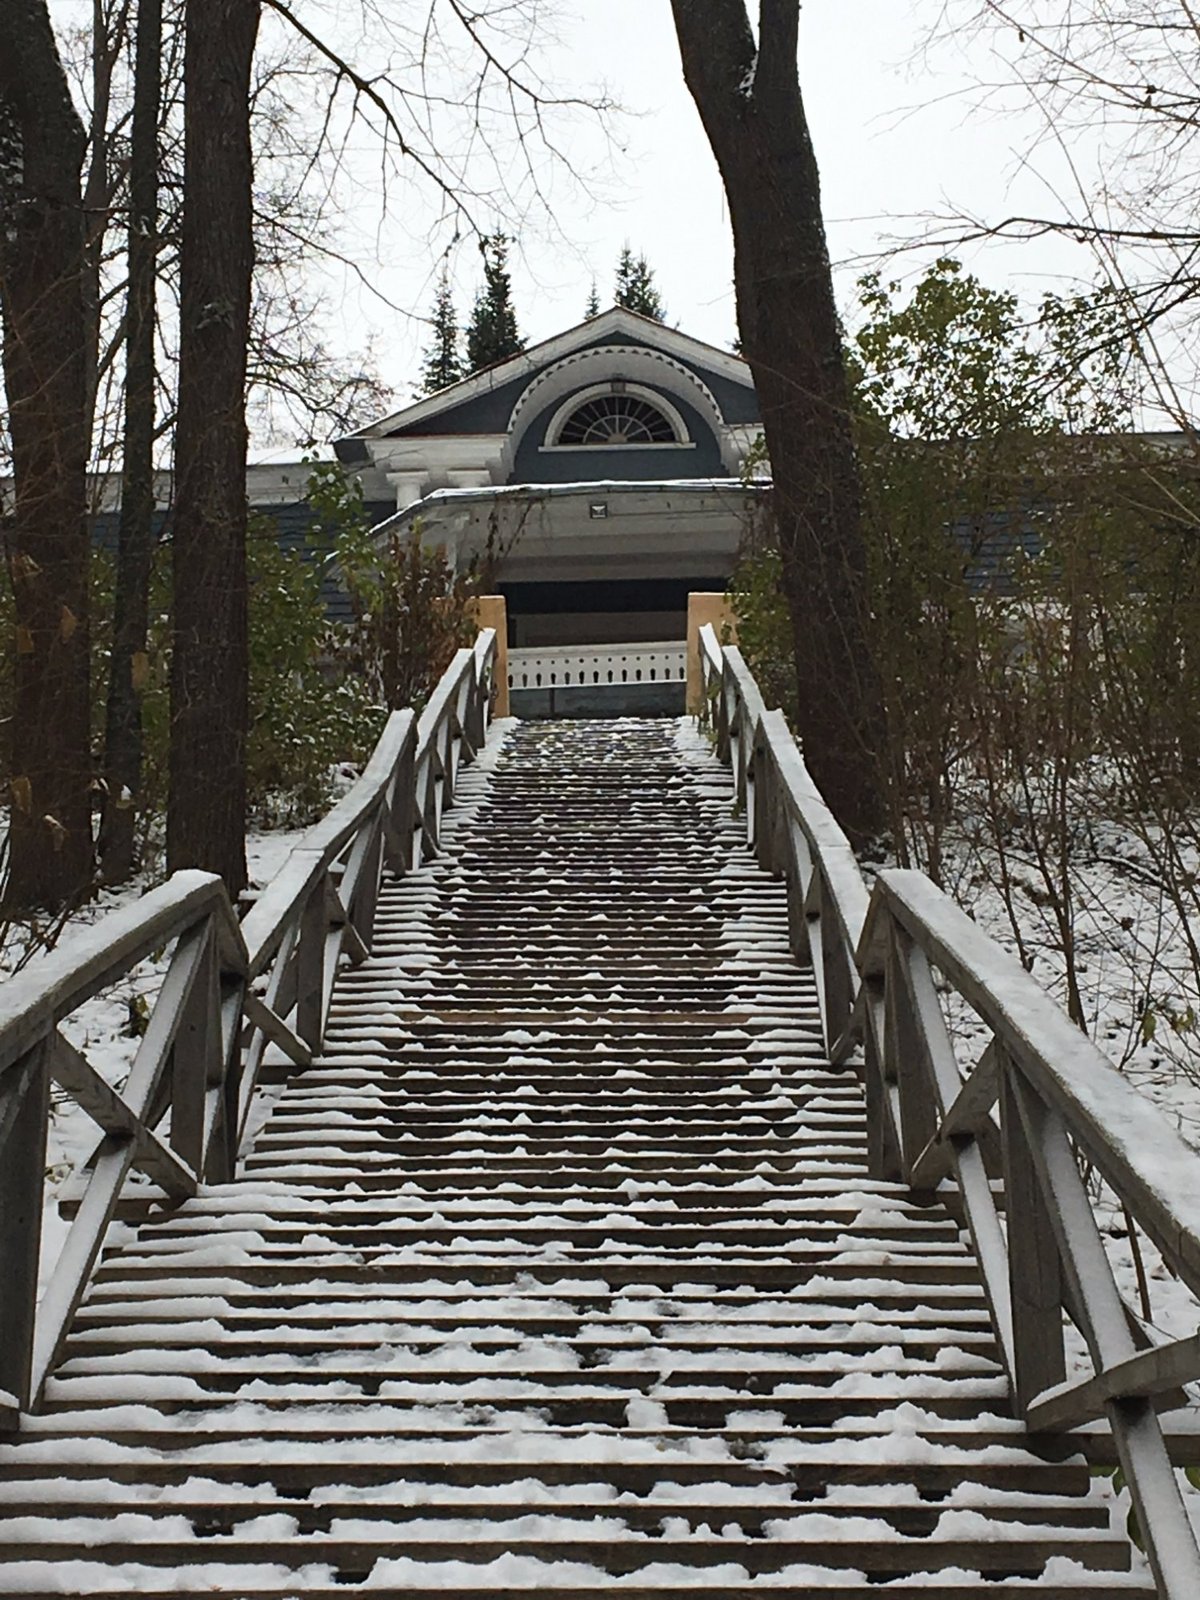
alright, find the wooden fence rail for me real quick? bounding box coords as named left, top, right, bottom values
left=0, top=631, right=497, bottom=1423
left=698, top=622, right=1200, bottom=1600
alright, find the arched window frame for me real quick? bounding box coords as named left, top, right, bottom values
left=540, top=382, right=694, bottom=453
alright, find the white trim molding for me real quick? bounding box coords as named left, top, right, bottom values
left=539, top=383, right=694, bottom=451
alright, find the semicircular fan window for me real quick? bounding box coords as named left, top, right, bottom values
left=556, top=392, right=679, bottom=446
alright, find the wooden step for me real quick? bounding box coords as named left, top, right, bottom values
left=1, top=716, right=1145, bottom=1595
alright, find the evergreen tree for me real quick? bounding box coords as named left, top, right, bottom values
left=420, top=264, right=463, bottom=394
left=614, top=245, right=666, bottom=322
left=465, top=233, right=524, bottom=372
left=585, top=280, right=600, bottom=318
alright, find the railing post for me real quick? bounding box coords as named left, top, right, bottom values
left=861, top=971, right=900, bottom=1180
left=296, top=875, right=327, bottom=1052
left=349, top=809, right=384, bottom=953
left=211, top=970, right=245, bottom=1183
left=386, top=728, right=416, bottom=875
left=820, top=911, right=854, bottom=1059
left=998, top=1049, right=1067, bottom=1413
left=169, top=923, right=216, bottom=1175
left=0, top=1040, right=50, bottom=1411
left=886, top=926, right=940, bottom=1185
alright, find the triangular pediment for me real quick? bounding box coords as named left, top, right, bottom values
left=342, top=307, right=753, bottom=442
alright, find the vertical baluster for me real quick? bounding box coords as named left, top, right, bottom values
left=443, top=707, right=460, bottom=798
left=415, top=748, right=437, bottom=862
left=466, top=659, right=487, bottom=752
left=351, top=810, right=384, bottom=953
left=752, top=731, right=774, bottom=870
left=998, top=1049, right=1066, bottom=1412
left=887, top=926, right=940, bottom=1184
left=741, top=712, right=756, bottom=847
left=296, top=876, right=327, bottom=1052
left=170, top=920, right=215, bottom=1174
left=717, top=662, right=733, bottom=764
left=0, top=1039, right=50, bottom=1410
left=861, top=972, right=900, bottom=1179
left=211, top=972, right=245, bottom=1182
left=785, top=818, right=813, bottom=965
left=389, top=730, right=416, bottom=875
left=821, top=911, right=854, bottom=1063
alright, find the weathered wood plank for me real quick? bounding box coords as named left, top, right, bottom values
left=169, top=924, right=214, bottom=1174
left=910, top=1041, right=1000, bottom=1188
left=887, top=926, right=938, bottom=1182
left=1008, top=1070, right=1135, bottom=1375
left=1029, top=1334, right=1200, bottom=1433
left=0, top=873, right=243, bottom=1075
left=120, top=921, right=211, bottom=1130
left=871, top=869, right=1200, bottom=1303
left=242, top=992, right=312, bottom=1069
left=1000, top=1059, right=1066, bottom=1412
left=295, top=878, right=327, bottom=1052
left=0, top=1042, right=49, bottom=1409
left=31, top=1135, right=140, bottom=1401
left=47, top=1034, right=195, bottom=1199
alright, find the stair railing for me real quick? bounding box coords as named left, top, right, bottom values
left=0, top=629, right=497, bottom=1420
left=697, top=625, right=868, bottom=1063
left=699, top=624, right=1200, bottom=1600
left=0, top=874, right=247, bottom=1417
left=233, top=629, right=495, bottom=1147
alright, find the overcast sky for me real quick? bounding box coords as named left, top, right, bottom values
left=316, top=0, right=1099, bottom=413
left=48, top=0, right=1108, bottom=429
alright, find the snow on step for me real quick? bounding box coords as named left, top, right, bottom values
left=0, top=717, right=1149, bottom=1596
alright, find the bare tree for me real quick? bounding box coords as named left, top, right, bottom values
left=669, top=0, right=886, bottom=840
left=100, top=0, right=162, bottom=885
left=929, top=1, right=1200, bottom=421
left=166, top=0, right=260, bottom=899
left=0, top=2, right=94, bottom=909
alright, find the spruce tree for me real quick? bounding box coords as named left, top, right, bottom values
left=465, top=233, right=525, bottom=373
left=420, top=264, right=463, bottom=395
left=585, top=280, right=600, bottom=318
left=614, top=245, right=666, bottom=322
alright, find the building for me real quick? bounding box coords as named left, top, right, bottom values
left=54, top=308, right=760, bottom=716
left=335, top=307, right=763, bottom=713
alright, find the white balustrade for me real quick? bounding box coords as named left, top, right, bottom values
left=508, top=640, right=686, bottom=690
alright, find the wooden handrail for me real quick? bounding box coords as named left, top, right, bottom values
left=698, top=626, right=1200, bottom=1599
left=0, top=873, right=244, bottom=1073
left=697, top=624, right=867, bottom=1063
left=240, top=709, right=416, bottom=978
left=0, top=630, right=498, bottom=1421
left=863, top=870, right=1200, bottom=1298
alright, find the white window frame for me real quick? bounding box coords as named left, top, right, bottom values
left=539, top=382, right=695, bottom=453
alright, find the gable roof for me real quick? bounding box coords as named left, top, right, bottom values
left=342, top=306, right=753, bottom=441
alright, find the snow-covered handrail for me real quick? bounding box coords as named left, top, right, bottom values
left=236, top=629, right=497, bottom=1143
left=699, top=626, right=1200, bottom=1597
left=0, top=630, right=498, bottom=1423
left=0, top=872, right=248, bottom=1417
left=859, top=869, right=1200, bottom=1600
left=696, top=623, right=868, bottom=1061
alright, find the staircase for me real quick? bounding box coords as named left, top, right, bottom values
left=0, top=717, right=1149, bottom=1595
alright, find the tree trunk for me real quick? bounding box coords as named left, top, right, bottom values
left=166, top=0, right=260, bottom=901
left=100, top=0, right=163, bottom=884
left=0, top=2, right=94, bottom=910
left=670, top=0, right=886, bottom=841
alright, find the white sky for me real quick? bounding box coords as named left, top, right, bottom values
left=318, top=0, right=1101, bottom=413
